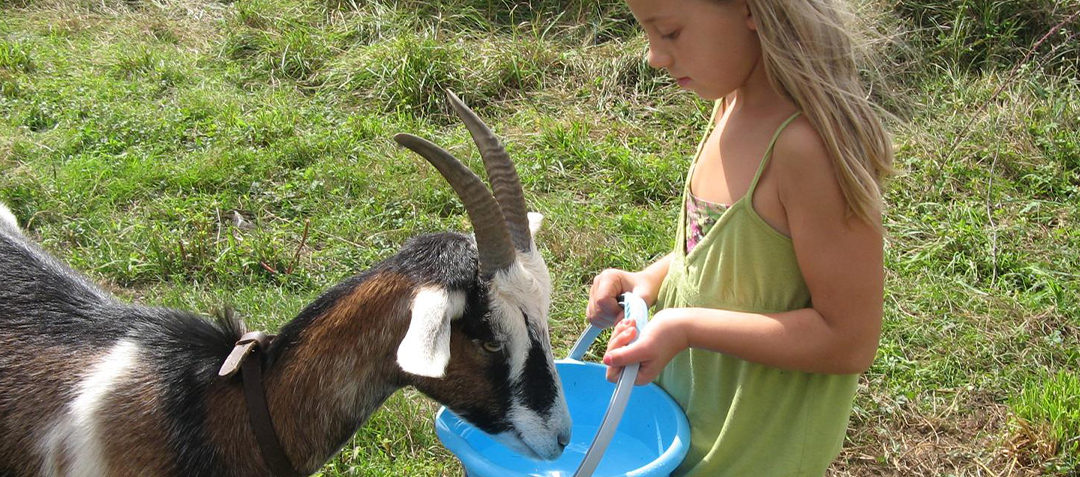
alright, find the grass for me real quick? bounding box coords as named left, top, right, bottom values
left=1009, top=370, right=1080, bottom=473
left=1, top=0, right=1078, bottom=475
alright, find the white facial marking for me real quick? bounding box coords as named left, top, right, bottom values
left=485, top=229, right=571, bottom=460
left=397, top=287, right=466, bottom=378
left=40, top=340, right=140, bottom=477
left=488, top=254, right=551, bottom=381
left=508, top=399, right=573, bottom=460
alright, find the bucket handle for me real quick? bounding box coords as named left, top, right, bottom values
left=566, top=292, right=649, bottom=477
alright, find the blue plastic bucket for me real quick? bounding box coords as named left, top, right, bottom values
left=435, top=294, right=690, bottom=477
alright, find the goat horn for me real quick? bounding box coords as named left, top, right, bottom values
left=444, top=90, right=533, bottom=253
left=394, top=133, right=515, bottom=277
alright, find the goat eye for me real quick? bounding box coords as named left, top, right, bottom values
left=481, top=341, right=503, bottom=353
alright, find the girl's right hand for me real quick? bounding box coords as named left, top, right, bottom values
left=587, top=253, right=672, bottom=328
left=586, top=268, right=641, bottom=328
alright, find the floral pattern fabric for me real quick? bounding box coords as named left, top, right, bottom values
left=685, top=192, right=729, bottom=254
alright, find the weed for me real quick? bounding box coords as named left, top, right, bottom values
left=1008, top=370, right=1080, bottom=473
left=0, top=39, right=33, bottom=73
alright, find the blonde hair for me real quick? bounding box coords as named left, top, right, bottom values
left=746, top=0, right=894, bottom=226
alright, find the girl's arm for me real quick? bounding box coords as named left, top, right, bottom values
left=586, top=252, right=674, bottom=328
left=604, top=120, right=884, bottom=381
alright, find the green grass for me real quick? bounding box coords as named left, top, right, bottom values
left=2, top=0, right=1078, bottom=475
left=1010, top=370, right=1080, bottom=473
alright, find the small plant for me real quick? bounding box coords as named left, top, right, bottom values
left=1009, top=370, right=1080, bottom=472
left=0, top=39, right=33, bottom=73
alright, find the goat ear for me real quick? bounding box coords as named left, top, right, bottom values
left=397, top=287, right=465, bottom=378
left=527, top=212, right=543, bottom=238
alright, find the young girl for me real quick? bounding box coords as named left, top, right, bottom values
left=586, top=0, right=893, bottom=475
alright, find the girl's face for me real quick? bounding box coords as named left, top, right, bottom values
left=626, top=0, right=761, bottom=100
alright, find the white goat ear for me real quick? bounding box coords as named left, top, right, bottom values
left=397, top=287, right=465, bottom=378
left=527, top=212, right=543, bottom=238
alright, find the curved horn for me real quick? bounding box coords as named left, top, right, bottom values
left=394, top=133, right=515, bottom=276
left=445, top=90, right=533, bottom=253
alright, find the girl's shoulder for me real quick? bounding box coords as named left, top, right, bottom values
left=769, top=115, right=847, bottom=214
left=773, top=115, right=828, bottom=165
left=772, top=116, right=833, bottom=181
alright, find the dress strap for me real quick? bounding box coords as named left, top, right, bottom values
left=746, top=111, right=801, bottom=196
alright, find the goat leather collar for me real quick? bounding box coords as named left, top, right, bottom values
left=219, top=331, right=302, bottom=477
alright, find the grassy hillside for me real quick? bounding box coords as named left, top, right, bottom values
left=1, top=0, right=1077, bottom=475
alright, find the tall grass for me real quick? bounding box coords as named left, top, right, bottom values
left=893, top=0, right=1080, bottom=74
left=1, top=0, right=1078, bottom=475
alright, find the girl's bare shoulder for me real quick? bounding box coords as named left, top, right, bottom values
left=770, top=115, right=848, bottom=216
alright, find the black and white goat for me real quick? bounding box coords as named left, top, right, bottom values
left=0, top=91, right=572, bottom=476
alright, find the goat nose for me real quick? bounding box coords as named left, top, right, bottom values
left=558, top=429, right=571, bottom=450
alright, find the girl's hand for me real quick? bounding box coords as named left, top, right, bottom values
left=587, top=254, right=673, bottom=328
left=586, top=269, right=637, bottom=328
left=602, top=309, right=689, bottom=385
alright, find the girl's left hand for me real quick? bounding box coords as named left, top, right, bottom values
left=602, top=309, right=688, bottom=385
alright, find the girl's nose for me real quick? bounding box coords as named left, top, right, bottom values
left=646, top=47, right=671, bottom=70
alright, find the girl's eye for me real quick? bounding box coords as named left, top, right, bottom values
left=481, top=341, right=503, bottom=353
left=661, top=29, right=680, bottom=40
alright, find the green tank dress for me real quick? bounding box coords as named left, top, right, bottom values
left=655, top=106, right=859, bottom=476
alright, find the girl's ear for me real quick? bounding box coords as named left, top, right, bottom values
left=743, top=0, right=757, bottom=31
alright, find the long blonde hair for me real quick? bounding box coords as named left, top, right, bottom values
left=746, top=0, right=894, bottom=226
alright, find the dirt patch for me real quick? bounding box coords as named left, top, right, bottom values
left=831, top=392, right=1045, bottom=476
